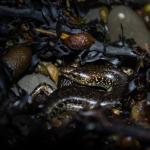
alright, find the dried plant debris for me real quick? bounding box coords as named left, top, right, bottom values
left=1, top=0, right=150, bottom=149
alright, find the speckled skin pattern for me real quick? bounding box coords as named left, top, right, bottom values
left=61, top=63, right=128, bottom=94
left=45, top=86, right=105, bottom=120
left=58, top=77, right=77, bottom=88
left=45, top=62, right=128, bottom=120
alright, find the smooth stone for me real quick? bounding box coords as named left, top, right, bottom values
left=17, top=73, right=57, bottom=94
left=108, top=5, right=150, bottom=50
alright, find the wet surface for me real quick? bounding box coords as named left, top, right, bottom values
left=1, top=0, right=150, bottom=149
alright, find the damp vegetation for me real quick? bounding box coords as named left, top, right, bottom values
left=1, top=0, right=150, bottom=149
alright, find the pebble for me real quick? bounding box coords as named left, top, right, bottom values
left=108, top=5, right=150, bottom=50
left=17, top=73, right=57, bottom=94
left=2, top=45, right=32, bottom=78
